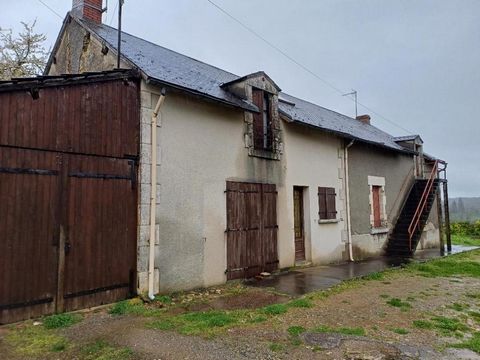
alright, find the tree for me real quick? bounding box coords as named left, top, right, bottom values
left=0, top=20, right=49, bottom=80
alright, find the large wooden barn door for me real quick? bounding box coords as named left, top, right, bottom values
left=226, top=181, right=278, bottom=280
left=0, top=148, right=61, bottom=324
left=61, top=155, right=137, bottom=312
left=0, top=74, right=140, bottom=324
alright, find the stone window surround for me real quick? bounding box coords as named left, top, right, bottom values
left=368, top=176, right=388, bottom=233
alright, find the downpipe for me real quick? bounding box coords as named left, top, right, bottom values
left=345, top=140, right=355, bottom=262
left=148, top=88, right=166, bottom=300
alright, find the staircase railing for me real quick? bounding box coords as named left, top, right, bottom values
left=407, top=160, right=439, bottom=251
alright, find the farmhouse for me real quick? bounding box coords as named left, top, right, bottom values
left=0, top=0, right=450, bottom=323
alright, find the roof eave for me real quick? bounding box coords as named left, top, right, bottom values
left=146, top=77, right=259, bottom=113
left=279, top=110, right=416, bottom=156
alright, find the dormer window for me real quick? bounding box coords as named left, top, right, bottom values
left=252, top=88, right=273, bottom=151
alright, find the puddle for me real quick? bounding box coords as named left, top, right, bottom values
left=247, top=245, right=478, bottom=296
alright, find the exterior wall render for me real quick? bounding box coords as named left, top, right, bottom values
left=348, top=143, right=440, bottom=258
left=137, top=82, right=346, bottom=292
left=349, top=143, right=413, bottom=259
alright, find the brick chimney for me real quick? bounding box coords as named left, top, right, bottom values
left=356, top=114, right=371, bottom=125
left=72, top=0, right=104, bottom=24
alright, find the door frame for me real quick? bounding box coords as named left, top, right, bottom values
left=293, top=186, right=306, bottom=262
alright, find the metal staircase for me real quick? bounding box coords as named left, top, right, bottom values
left=386, top=161, right=439, bottom=257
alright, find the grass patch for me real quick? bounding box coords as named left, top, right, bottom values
left=466, top=292, right=480, bottom=299
left=6, top=325, right=68, bottom=357
left=362, top=272, right=385, bottom=281
left=431, top=316, right=469, bottom=336
left=82, top=340, right=133, bottom=360
left=288, top=298, right=313, bottom=308
left=269, top=342, right=285, bottom=352
left=452, top=234, right=480, bottom=247
left=313, top=325, right=366, bottom=336
left=154, top=295, right=173, bottom=304
left=392, top=328, right=409, bottom=335
left=449, top=302, right=470, bottom=312
left=451, top=332, right=480, bottom=354
left=287, top=326, right=306, bottom=337
left=262, top=304, right=288, bottom=315
left=408, top=252, right=480, bottom=278
left=469, top=311, right=480, bottom=322
left=108, top=298, right=164, bottom=317
left=147, top=319, right=176, bottom=331
left=413, top=320, right=435, bottom=329
left=386, top=298, right=412, bottom=311
left=43, top=313, right=82, bottom=329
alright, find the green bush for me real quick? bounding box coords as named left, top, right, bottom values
left=451, top=221, right=480, bottom=237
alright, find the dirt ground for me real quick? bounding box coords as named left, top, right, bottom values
left=2, top=251, right=480, bottom=360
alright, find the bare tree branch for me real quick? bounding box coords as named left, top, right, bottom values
left=0, top=20, right=49, bottom=80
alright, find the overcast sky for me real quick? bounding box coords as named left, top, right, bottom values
left=1, top=1, right=479, bottom=197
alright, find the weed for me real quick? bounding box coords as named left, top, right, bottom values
left=249, top=315, right=268, bottom=323
left=466, top=293, right=480, bottom=299
left=269, top=342, right=285, bottom=352
left=413, top=320, right=434, bottom=329
left=469, top=311, right=480, bottom=322
left=406, top=296, right=416, bottom=302
left=154, top=295, right=173, bottom=304
left=287, top=326, right=306, bottom=337
left=108, top=299, right=164, bottom=317
left=288, top=298, right=313, bottom=308
left=43, top=313, right=82, bottom=329
left=386, top=298, right=412, bottom=311
left=262, top=304, right=288, bottom=315
left=108, top=301, right=130, bottom=316
left=362, top=272, right=385, bottom=281
left=392, top=328, right=409, bottom=335
left=449, top=303, right=470, bottom=312
left=6, top=325, right=68, bottom=357
left=313, top=325, right=366, bottom=336
left=147, top=319, right=175, bottom=330
left=379, top=294, right=390, bottom=299
left=431, top=316, right=469, bottom=336
left=82, top=340, right=133, bottom=360
left=290, top=337, right=302, bottom=346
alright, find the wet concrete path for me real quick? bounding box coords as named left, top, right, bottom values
left=246, top=245, right=479, bottom=296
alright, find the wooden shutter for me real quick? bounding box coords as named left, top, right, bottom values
left=318, top=187, right=327, bottom=219
left=318, top=187, right=337, bottom=220
left=326, top=188, right=337, bottom=219
left=252, top=89, right=264, bottom=150
left=372, top=186, right=381, bottom=227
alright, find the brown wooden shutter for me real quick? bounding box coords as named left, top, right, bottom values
left=318, top=187, right=327, bottom=219
left=326, top=188, right=337, bottom=219
left=252, top=89, right=264, bottom=150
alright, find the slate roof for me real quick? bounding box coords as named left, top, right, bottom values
left=67, top=15, right=413, bottom=154
left=394, top=135, right=423, bottom=143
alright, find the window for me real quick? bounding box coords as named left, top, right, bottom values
left=368, top=176, right=387, bottom=230
left=252, top=88, right=273, bottom=151
left=372, top=185, right=382, bottom=228
left=318, top=187, right=337, bottom=220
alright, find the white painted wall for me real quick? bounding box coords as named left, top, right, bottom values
left=138, top=83, right=346, bottom=292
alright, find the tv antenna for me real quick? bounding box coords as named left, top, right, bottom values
left=117, top=0, right=124, bottom=68
left=343, top=90, right=358, bottom=118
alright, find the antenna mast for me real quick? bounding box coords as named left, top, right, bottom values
left=343, top=90, right=358, bottom=118
left=117, top=0, right=124, bottom=69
